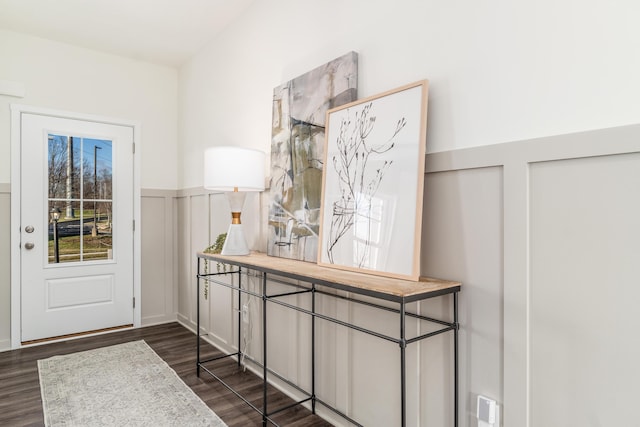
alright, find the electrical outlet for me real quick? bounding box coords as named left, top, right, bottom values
left=242, top=304, right=249, bottom=324
left=477, top=395, right=499, bottom=426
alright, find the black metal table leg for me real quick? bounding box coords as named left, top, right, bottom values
left=311, top=284, right=316, bottom=414
left=197, top=257, right=201, bottom=377
left=400, top=300, right=407, bottom=427
left=454, top=292, right=459, bottom=427
left=238, top=267, right=242, bottom=367
left=262, top=271, right=268, bottom=426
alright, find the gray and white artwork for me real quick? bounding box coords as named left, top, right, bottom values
left=268, top=52, right=358, bottom=262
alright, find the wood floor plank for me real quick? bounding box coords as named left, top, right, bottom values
left=0, top=322, right=333, bottom=427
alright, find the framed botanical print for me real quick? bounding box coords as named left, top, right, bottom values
left=317, top=80, right=429, bottom=280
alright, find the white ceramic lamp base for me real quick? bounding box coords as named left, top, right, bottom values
left=221, top=191, right=250, bottom=255
left=221, top=223, right=249, bottom=255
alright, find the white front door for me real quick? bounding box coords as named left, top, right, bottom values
left=19, top=113, right=135, bottom=343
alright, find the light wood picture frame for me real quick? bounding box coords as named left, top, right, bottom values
left=317, top=80, right=429, bottom=280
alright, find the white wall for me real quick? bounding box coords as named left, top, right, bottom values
left=178, top=0, right=640, bottom=188
left=0, top=29, right=178, bottom=189
left=0, top=29, right=179, bottom=349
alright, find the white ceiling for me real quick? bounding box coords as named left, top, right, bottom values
left=0, top=0, right=255, bottom=67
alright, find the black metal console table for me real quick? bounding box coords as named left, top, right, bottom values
left=196, top=252, right=461, bottom=427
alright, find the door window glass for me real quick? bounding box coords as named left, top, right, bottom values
left=48, top=135, right=113, bottom=263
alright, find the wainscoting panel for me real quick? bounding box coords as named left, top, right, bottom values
left=190, top=194, right=210, bottom=333
left=176, top=195, right=192, bottom=324
left=313, top=290, right=340, bottom=412
left=206, top=193, right=233, bottom=347
left=0, top=184, right=11, bottom=351
left=349, top=301, right=402, bottom=425
left=140, top=190, right=177, bottom=325
left=422, top=166, right=504, bottom=426
left=529, top=153, right=640, bottom=426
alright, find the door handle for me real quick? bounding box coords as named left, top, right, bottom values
left=24, top=242, right=35, bottom=250
left=25, top=225, right=35, bottom=233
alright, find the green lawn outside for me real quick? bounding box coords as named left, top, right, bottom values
left=48, top=234, right=112, bottom=263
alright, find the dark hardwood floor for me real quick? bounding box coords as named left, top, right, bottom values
left=0, top=322, right=333, bottom=427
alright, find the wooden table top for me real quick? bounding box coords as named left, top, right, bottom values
left=198, top=252, right=461, bottom=302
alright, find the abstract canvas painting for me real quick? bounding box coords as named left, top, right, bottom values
left=268, top=52, right=358, bottom=262
left=318, top=80, right=429, bottom=280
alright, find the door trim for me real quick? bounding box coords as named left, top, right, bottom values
left=10, top=104, right=141, bottom=349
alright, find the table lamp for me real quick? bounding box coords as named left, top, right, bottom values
left=204, top=146, right=266, bottom=255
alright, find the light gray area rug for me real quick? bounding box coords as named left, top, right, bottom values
left=38, top=340, right=227, bottom=427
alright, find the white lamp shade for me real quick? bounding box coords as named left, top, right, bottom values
left=204, top=146, right=266, bottom=191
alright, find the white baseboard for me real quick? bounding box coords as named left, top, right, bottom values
left=141, top=314, right=178, bottom=327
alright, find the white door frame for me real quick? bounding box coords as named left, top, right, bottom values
left=10, top=104, right=141, bottom=349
